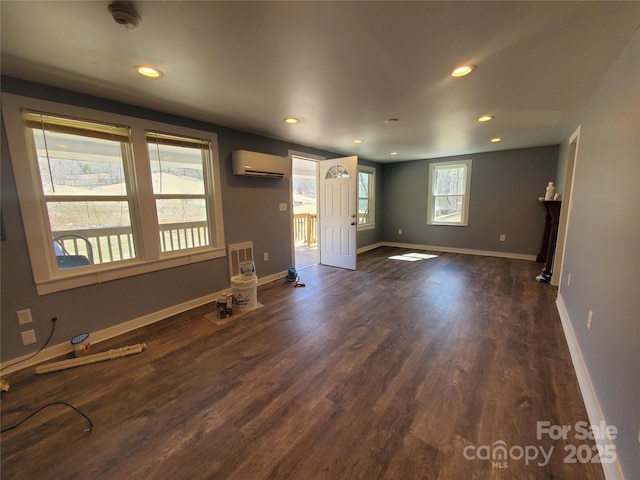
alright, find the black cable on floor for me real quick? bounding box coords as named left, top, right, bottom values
left=1, top=401, right=93, bottom=433
left=0, top=317, right=57, bottom=373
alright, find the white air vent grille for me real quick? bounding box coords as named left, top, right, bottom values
left=227, top=241, right=254, bottom=277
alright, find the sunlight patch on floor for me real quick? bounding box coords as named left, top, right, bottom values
left=388, top=253, right=439, bottom=262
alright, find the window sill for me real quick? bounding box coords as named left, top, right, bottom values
left=427, top=222, right=469, bottom=227
left=357, top=224, right=375, bottom=231
left=36, top=247, right=226, bottom=295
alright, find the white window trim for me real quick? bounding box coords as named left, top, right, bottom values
left=357, top=165, right=376, bottom=231
left=427, top=159, right=472, bottom=226
left=2, top=93, right=225, bottom=295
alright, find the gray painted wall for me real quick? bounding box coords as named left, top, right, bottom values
left=0, top=77, right=383, bottom=362
left=556, top=29, right=639, bottom=478
left=380, top=146, right=558, bottom=255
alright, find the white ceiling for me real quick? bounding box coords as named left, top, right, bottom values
left=1, top=1, right=638, bottom=162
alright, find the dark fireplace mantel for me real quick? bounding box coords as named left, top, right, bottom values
left=536, top=200, right=561, bottom=282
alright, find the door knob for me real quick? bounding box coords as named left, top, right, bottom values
left=351, top=222, right=356, bottom=226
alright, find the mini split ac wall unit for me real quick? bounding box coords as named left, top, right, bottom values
left=232, top=150, right=287, bottom=178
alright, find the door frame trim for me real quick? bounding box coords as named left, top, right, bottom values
left=289, top=151, right=324, bottom=269
left=553, top=125, right=580, bottom=286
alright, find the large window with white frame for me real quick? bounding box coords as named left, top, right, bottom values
left=427, top=159, right=472, bottom=226
left=2, top=94, right=225, bottom=295
left=146, top=131, right=213, bottom=253
left=25, top=111, right=138, bottom=267
left=358, top=166, right=375, bottom=230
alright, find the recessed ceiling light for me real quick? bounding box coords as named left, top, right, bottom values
left=385, top=118, right=399, bottom=124
left=283, top=117, right=299, bottom=124
left=353, top=139, right=363, bottom=144
left=136, top=65, right=163, bottom=78
left=451, top=65, right=476, bottom=77
left=390, top=152, right=398, bottom=156
left=491, top=137, right=502, bottom=143
left=478, top=115, right=494, bottom=122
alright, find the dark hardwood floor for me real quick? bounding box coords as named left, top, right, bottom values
left=1, top=247, right=604, bottom=479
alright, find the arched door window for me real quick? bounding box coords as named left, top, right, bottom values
left=325, top=165, right=350, bottom=179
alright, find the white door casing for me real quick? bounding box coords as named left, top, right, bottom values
left=319, top=156, right=358, bottom=270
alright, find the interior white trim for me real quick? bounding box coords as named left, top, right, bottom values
left=258, top=270, right=288, bottom=286
left=357, top=165, right=376, bottom=230
left=288, top=150, right=326, bottom=161
left=289, top=152, right=321, bottom=270
left=427, top=159, right=472, bottom=226
left=382, top=242, right=537, bottom=261
left=552, top=125, right=581, bottom=286
left=357, top=242, right=384, bottom=254
left=556, top=294, right=623, bottom=480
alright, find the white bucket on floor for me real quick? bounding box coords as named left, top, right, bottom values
left=231, top=274, right=258, bottom=312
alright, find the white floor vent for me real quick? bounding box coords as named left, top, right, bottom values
left=227, top=241, right=254, bottom=277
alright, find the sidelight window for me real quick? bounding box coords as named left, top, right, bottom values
left=358, top=166, right=375, bottom=230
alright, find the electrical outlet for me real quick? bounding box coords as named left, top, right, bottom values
left=21, top=329, right=37, bottom=346
left=278, top=203, right=287, bottom=212
left=17, top=308, right=33, bottom=325
left=264, top=252, right=269, bottom=261
left=398, top=229, right=403, bottom=235
left=587, top=310, right=594, bottom=330
left=499, top=234, right=506, bottom=242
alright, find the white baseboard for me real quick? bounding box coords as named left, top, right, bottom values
left=380, top=242, right=537, bottom=261
left=357, top=242, right=384, bottom=254
left=1, top=271, right=288, bottom=376
left=556, top=294, right=623, bottom=480
left=258, top=270, right=288, bottom=286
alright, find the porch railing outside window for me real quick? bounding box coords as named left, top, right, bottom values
left=293, top=213, right=317, bottom=246
left=54, top=221, right=209, bottom=264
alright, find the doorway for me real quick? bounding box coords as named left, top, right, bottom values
left=292, top=156, right=319, bottom=270
left=553, top=126, right=580, bottom=286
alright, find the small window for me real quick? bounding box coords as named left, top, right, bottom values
left=358, top=166, right=375, bottom=230
left=427, top=159, right=472, bottom=226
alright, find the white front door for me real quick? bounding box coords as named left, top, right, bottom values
left=319, top=156, right=358, bottom=270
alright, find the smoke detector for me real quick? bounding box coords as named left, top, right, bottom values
left=108, top=2, right=141, bottom=30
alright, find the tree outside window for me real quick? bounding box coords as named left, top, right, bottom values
left=427, top=160, right=472, bottom=226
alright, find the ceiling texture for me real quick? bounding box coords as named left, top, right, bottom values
left=1, top=1, right=639, bottom=162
